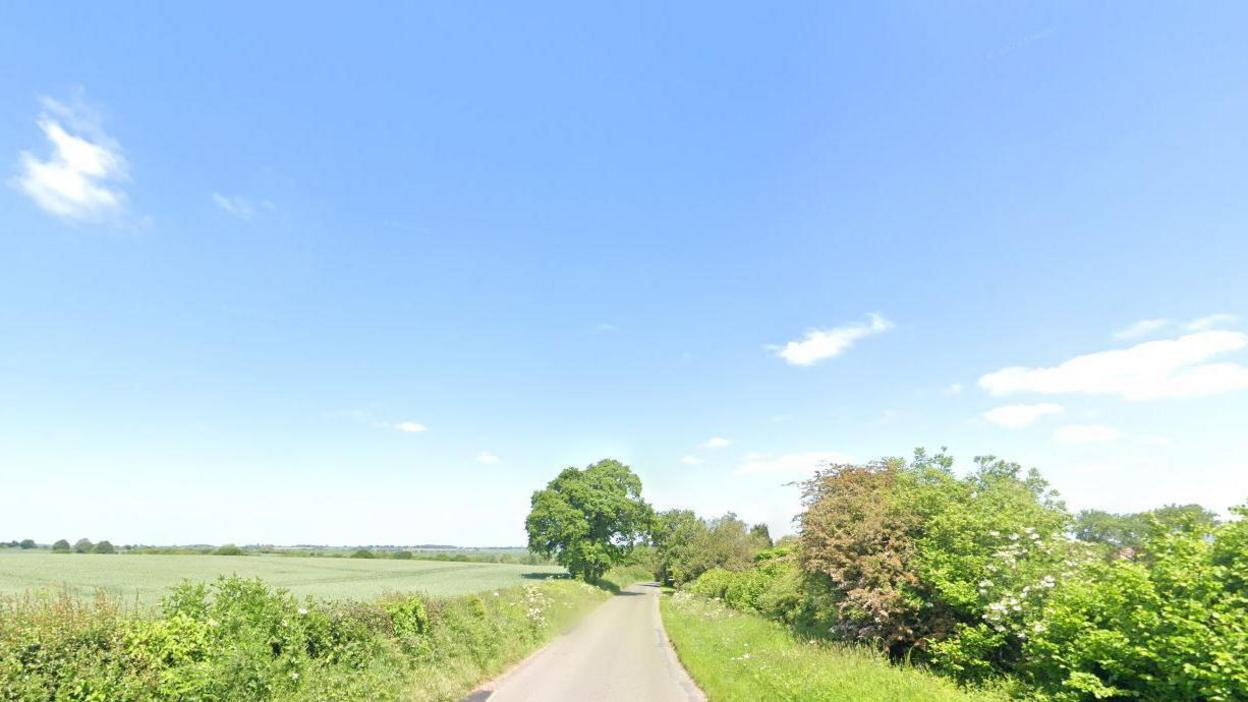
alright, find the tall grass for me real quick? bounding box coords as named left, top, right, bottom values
left=661, top=592, right=1005, bottom=702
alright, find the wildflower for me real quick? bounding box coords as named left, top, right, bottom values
left=297, top=607, right=308, bottom=616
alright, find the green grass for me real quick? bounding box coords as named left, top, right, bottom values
left=0, top=551, right=565, bottom=607
left=661, top=592, right=1003, bottom=702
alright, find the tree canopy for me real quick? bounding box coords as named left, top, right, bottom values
left=525, top=458, right=652, bottom=582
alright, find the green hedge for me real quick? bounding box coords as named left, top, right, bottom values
left=0, top=575, right=606, bottom=701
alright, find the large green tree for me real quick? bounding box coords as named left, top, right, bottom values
left=525, top=459, right=653, bottom=582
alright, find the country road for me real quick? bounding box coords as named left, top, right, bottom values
left=466, top=583, right=705, bottom=702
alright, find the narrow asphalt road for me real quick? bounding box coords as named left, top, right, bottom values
left=467, top=583, right=705, bottom=702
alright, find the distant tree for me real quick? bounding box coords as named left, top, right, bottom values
left=653, top=509, right=707, bottom=586
left=19, top=539, right=36, bottom=550
left=1075, top=503, right=1220, bottom=550
left=392, top=550, right=414, bottom=560
left=52, top=539, right=71, bottom=553
left=350, top=548, right=375, bottom=559
left=73, top=538, right=94, bottom=554
left=749, top=523, right=774, bottom=549
left=525, top=458, right=653, bottom=582
left=214, top=544, right=244, bottom=556
left=93, top=540, right=116, bottom=554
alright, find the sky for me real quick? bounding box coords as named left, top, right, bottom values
left=2, top=3, right=1247, bottom=546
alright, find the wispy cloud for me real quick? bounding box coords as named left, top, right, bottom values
left=394, top=421, right=428, bottom=434
left=772, top=313, right=893, bottom=367
left=475, top=451, right=501, bottom=464
left=736, top=450, right=854, bottom=476
left=1054, top=424, right=1120, bottom=445
left=978, top=331, right=1248, bottom=401
left=700, top=437, right=732, bottom=449
left=945, top=383, right=964, bottom=396
left=212, top=193, right=255, bottom=220
left=679, top=455, right=703, bottom=465
left=1114, top=318, right=1169, bottom=340
left=1187, top=313, right=1237, bottom=331
left=982, top=403, right=1064, bottom=428
left=13, top=96, right=128, bottom=222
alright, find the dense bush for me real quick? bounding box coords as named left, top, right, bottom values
left=1020, top=519, right=1248, bottom=701
left=0, top=575, right=606, bottom=701
left=679, top=448, right=1247, bottom=702
left=213, top=544, right=244, bottom=556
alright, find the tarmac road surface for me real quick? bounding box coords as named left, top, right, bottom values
left=466, top=582, right=705, bottom=702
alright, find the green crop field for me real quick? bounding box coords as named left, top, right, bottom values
left=0, top=551, right=565, bottom=607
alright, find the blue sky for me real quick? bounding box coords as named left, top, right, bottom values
left=2, top=3, right=1246, bottom=545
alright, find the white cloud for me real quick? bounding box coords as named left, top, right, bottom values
left=395, top=421, right=428, bottom=433
left=1187, top=313, right=1237, bottom=331
left=212, top=193, right=256, bottom=220
left=14, top=97, right=128, bottom=222
left=1114, top=318, right=1169, bottom=340
left=945, top=383, right=964, bottom=395
left=772, top=313, right=893, bottom=366
left=736, top=451, right=855, bottom=476
left=679, top=455, right=703, bottom=465
left=700, top=437, right=732, bottom=449
left=475, top=451, right=501, bottom=465
left=982, top=403, right=1064, bottom=428
left=1054, top=424, right=1120, bottom=445
left=978, top=331, right=1248, bottom=401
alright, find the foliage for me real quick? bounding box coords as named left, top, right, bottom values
left=1074, top=503, right=1219, bottom=551
left=73, top=538, right=94, bottom=554
left=349, top=549, right=375, bottom=559
left=525, top=458, right=653, bottom=582
left=51, top=539, right=71, bottom=553
left=94, top=540, right=116, bottom=554
left=652, top=510, right=769, bottom=587
left=392, top=550, right=414, bottom=560
left=661, top=591, right=1001, bottom=702
left=0, top=575, right=608, bottom=701
left=19, top=540, right=35, bottom=550
left=213, top=544, right=244, bottom=556
left=796, top=450, right=1071, bottom=659
left=676, top=447, right=1248, bottom=702
left=1020, top=521, right=1248, bottom=701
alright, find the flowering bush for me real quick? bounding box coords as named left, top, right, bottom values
left=1022, top=523, right=1248, bottom=701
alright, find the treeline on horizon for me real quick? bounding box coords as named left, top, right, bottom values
left=1, top=539, right=556, bottom=565
left=526, top=453, right=1247, bottom=702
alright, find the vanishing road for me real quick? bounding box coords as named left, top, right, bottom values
left=467, top=583, right=705, bottom=702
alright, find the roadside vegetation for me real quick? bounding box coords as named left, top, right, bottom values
left=662, top=592, right=999, bottom=702
left=653, top=449, right=1248, bottom=702
left=0, top=574, right=605, bottom=701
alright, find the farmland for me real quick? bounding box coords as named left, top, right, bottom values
left=0, top=551, right=565, bottom=607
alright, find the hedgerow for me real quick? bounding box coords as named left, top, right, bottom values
left=0, top=575, right=604, bottom=701
left=681, top=449, right=1248, bottom=702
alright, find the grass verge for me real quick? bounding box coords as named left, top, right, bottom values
left=661, top=592, right=1003, bottom=702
